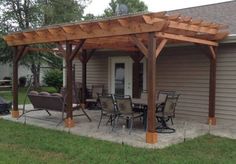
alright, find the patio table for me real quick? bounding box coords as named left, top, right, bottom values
left=132, top=98, right=162, bottom=131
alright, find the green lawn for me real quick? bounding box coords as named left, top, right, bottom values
left=0, top=119, right=235, bottom=163
left=0, top=87, right=57, bottom=104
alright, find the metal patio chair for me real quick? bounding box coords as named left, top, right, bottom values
left=114, top=95, right=143, bottom=134
left=97, top=94, right=117, bottom=129
left=86, top=84, right=104, bottom=109
left=156, top=95, right=180, bottom=133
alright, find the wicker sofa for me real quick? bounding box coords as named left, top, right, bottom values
left=20, top=91, right=91, bottom=125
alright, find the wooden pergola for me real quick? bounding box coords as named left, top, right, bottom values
left=3, top=12, right=228, bottom=144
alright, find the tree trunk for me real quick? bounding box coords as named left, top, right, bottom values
left=31, top=63, right=40, bottom=89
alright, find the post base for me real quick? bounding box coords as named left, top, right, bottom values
left=208, top=117, right=216, bottom=125
left=146, top=131, right=158, bottom=144
left=11, top=110, right=19, bottom=118
left=65, top=118, right=75, bottom=128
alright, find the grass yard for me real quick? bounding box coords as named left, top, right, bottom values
left=0, top=119, right=235, bottom=164
left=0, top=87, right=57, bottom=104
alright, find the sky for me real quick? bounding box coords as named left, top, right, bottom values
left=84, top=0, right=233, bottom=15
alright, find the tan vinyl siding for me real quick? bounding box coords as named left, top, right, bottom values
left=156, top=44, right=236, bottom=122
left=215, top=45, right=236, bottom=121
left=156, top=47, right=210, bottom=122
left=74, top=55, right=109, bottom=90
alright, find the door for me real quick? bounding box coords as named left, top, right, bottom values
left=110, top=57, right=133, bottom=96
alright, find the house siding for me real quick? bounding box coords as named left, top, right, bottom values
left=74, top=44, right=236, bottom=122
left=156, top=46, right=210, bottom=122
left=215, top=44, right=236, bottom=121
left=157, top=44, right=236, bottom=122
left=74, top=55, right=109, bottom=91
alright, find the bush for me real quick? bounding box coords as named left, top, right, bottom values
left=43, top=69, right=63, bottom=92
left=19, top=76, right=27, bottom=87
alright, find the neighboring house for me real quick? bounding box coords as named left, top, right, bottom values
left=73, top=1, right=236, bottom=122
left=0, top=63, right=47, bottom=85
left=0, top=63, right=31, bottom=80
left=0, top=63, right=12, bottom=80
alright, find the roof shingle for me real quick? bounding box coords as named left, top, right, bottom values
left=168, top=1, right=236, bottom=34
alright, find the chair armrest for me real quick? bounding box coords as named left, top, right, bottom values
left=156, top=103, right=165, bottom=112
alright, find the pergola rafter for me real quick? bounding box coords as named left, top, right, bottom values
left=3, top=11, right=228, bottom=144
left=4, top=12, right=228, bottom=47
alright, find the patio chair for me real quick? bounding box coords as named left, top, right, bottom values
left=97, top=94, right=116, bottom=129
left=133, top=90, right=148, bottom=110
left=86, top=85, right=104, bottom=110
left=156, top=95, right=180, bottom=133
left=114, top=95, right=143, bottom=134
left=156, top=90, right=176, bottom=114
left=158, top=90, right=176, bottom=99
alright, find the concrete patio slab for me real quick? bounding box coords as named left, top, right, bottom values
left=1, top=104, right=235, bottom=149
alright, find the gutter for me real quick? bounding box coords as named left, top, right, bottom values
left=220, top=34, right=236, bottom=43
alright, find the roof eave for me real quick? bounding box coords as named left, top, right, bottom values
left=220, top=34, right=236, bottom=43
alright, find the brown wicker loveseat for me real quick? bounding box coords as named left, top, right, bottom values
left=19, top=91, right=91, bottom=125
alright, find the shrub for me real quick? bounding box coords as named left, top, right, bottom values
left=43, top=69, right=63, bottom=92
left=19, top=76, right=27, bottom=87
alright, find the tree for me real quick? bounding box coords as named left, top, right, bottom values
left=104, top=0, right=148, bottom=17
left=83, top=13, right=96, bottom=20
left=0, top=0, right=89, bottom=88
left=39, top=0, right=89, bottom=25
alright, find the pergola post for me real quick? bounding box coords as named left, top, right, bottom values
left=65, top=42, right=74, bottom=127
left=133, top=61, right=141, bottom=98
left=62, top=40, right=85, bottom=127
left=12, top=48, right=19, bottom=118
left=130, top=53, right=144, bottom=98
left=146, top=32, right=158, bottom=143
left=208, top=46, right=217, bottom=125
left=79, top=49, right=95, bottom=107
left=81, top=50, right=87, bottom=106
left=146, top=36, right=168, bottom=143
left=12, top=46, right=27, bottom=118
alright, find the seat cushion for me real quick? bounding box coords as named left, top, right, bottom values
left=29, top=91, right=39, bottom=95
left=51, top=93, right=63, bottom=97
left=39, top=92, right=50, bottom=96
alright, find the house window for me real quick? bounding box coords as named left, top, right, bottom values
left=115, top=63, right=125, bottom=95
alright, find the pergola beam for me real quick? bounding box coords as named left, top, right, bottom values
left=130, top=35, right=148, bottom=57
left=209, top=46, right=216, bottom=59
left=70, top=39, right=86, bottom=61
left=155, top=39, right=168, bottom=58
left=155, top=32, right=218, bottom=46
left=5, top=19, right=167, bottom=46
left=143, top=15, right=219, bottom=34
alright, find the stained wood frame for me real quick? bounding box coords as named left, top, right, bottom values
left=4, top=11, right=228, bottom=143
left=79, top=49, right=96, bottom=104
